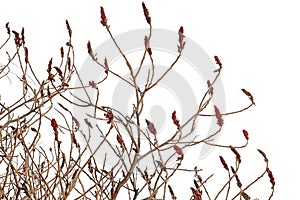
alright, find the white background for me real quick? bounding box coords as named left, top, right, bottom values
left=1, top=0, right=299, bottom=199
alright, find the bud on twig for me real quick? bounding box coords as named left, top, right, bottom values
left=242, top=89, right=255, bottom=105
left=24, top=47, right=29, bottom=64
left=214, top=56, right=222, bottom=68
left=172, top=111, right=180, bottom=129
left=257, top=149, right=268, bottom=162
left=89, top=81, right=98, bottom=89
left=191, top=187, right=202, bottom=200
left=242, top=129, right=249, bottom=140
left=241, top=191, right=250, bottom=200
left=12, top=30, right=21, bottom=47
left=168, top=185, right=176, bottom=200
left=231, top=166, right=242, bottom=188
left=47, top=58, right=53, bottom=73
left=54, top=67, right=63, bottom=79
left=5, top=22, right=10, bottom=35
left=66, top=20, right=72, bottom=37
left=267, top=168, right=275, bottom=188
left=100, top=6, right=107, bottom=26
left=21, top=27, right=25, bottom=45
left=60, top=47, right=64, bottom=58
left=207, top=80, right=214, bottom=95
left=173, top=145, right=184, bottom=160
left=214, top=105, right=224, bottom=127
left=230, top=146, right=241, bottom=163
left=87, top=41, right=93, bottom=56
left=117, top=134, right=126, bottom=151
left=145, top=119, right=157, bottom=135
left=105, top=110, right=114, bottom=124
left=104, top=58, right=109, bottom=74
left=219, top=156, right=229, bottom=170
left=142, top=2, right=151, bottom=25
left=177, top=26, right=186, bottom=53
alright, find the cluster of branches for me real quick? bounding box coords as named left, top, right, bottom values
left=0, top=2, right=275, bottom=200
